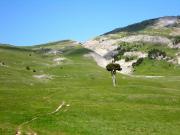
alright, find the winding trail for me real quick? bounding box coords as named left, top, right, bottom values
left=48, top=101, right=65, bottom=115
left=16, top=101, right=66, bottom=135
left=128, top=75, right=164, bottom=78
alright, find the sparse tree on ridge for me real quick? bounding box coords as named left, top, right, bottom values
left=106, top=60, right=122, bottom=87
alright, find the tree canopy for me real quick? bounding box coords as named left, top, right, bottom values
left=106, top=63, right=122, bottom=72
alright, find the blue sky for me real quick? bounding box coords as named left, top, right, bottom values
left=0, top=0, right=180, bottom=46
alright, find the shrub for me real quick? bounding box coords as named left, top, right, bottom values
left=26, top=66, right=30, bottom=70
left=117, top=42, right=132, bottom=54
left=173, top=36, right=180, bottom=44
left=125, top=57, right=130, bottom=62
left=124, top=56, right=136, bottom=62
left=33, top=69, right=36, bottom=72
left=116, top=42, right=144, bottom=61
left=113, top=56, right=118, bottom=62
left=148, top=49, right=166, bottom=59
left=132, top=58, right=144, bottom=67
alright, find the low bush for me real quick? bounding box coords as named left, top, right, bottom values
left=173, top=36, right=180, bottom=44
left=33, top=69, right=36, bottom=72
left=125, top=56, right=136, bottom=62
left=148, top=49, right=166, bottom=59
left=116, top=42, right=144, bottom=61
left=132, top=58, right=144, bottom=67
left=26, top=66, right=30, bottom=70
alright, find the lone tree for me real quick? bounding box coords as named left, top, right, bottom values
left=106, top=60, right=122, bottom=87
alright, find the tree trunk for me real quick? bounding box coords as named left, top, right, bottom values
left=112, top=73, right=116, bottom=87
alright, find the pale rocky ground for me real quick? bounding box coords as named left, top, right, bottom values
left=170, top=28, right=180, bottom=36
left=83, top=32, right=179, bottom=74
left=84, top=34, right=171, bottom=75
left=152, top=16, right=179, bottom=28
left=174, top=43, right=180, bottom=48
left=84, top=52, right=112, bottom=68
left=84, top=39, right=118, bottom=56
left=116, top=59, right=137, bottom=74
left=119, top=35, right=174, bottom=47
left=177, top=57, right=180, bottom=64
left=45, top=49, right=62, bottom=55
left=53, top=57, right=66, bottom=65
left=124, top=51, right=148, bottom=58
left=84, top=51, right=147, bottom=74
left=84, top=34, right=178, bottom=56
left=33, top=74, right=53, bottom=80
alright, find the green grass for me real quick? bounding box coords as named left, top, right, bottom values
left=28, top=40, right=77, bottom=50
left=138, top=28, right=172, bottom=37
left=134, top=58, right=180, bottom=76
left=117, top=42, right=179, bottom=58
left=138, top=43, right=179, bottom=58
left=105, top=27, right=172, bottom=40
left=0, top=43, right=180, bottom=135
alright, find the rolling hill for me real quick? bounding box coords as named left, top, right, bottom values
left=0, top=16, right=180, bottom=135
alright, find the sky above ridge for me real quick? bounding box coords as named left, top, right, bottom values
left=0, top=0, right=180, bottom=46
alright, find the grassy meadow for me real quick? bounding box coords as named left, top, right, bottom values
left=0, top=42, right=180, bottom=135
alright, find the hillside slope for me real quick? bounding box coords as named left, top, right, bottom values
left=84, top=16, right=180, bottom=74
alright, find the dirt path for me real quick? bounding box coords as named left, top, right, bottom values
left=129, top=75, right=164, bottom=78
left=16, top=101, right=66, bottom=135
left=48, top=101, right=65, bottom=114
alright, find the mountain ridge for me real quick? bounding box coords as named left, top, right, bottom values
left=84, top=16, right=180, bottom=74
left=103, top=16, right=180, bottom=35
